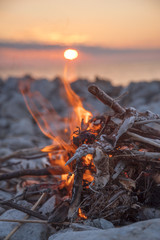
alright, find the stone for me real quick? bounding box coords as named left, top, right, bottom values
left=139, top=207, right=160, bottom=220
left=0, top=148, right=12, bottom=157
left=39, top=196, right=56, bottom=216
left=48, top=218, right=160, bottom=240
left=0, top=206, right=48, bottom=240
left=0, top=207, right=5, bottom=215
left=84, top=218, right=114, bottom=230
left=1, top=92, right=30, bottom=120
left=31, top=78, right=56, bottom=99
left=2, top=136, right=33, bottom=150
left=9, top=118, right=34, bottom=136
left=0, top=118, right=10, bottom=128
left=0, top=190, right=12, bottom=201
left=92, top=218, right=114, bottom=229
left=2, top=77, right=20, bottom=92
left=70, top=223, right=99, bottom=231
left=0, top=94, right=7, bottom=109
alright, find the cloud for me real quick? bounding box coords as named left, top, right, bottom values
left=0, top=41, right=160, bottom=55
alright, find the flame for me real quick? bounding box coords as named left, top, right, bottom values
left=19, top=76, right=94, bottom=198
left=61, top=72, right=92, bottom=134
left=78, top=208, right=87, bottom=219
left=64, top=49, right=78, bottom=60
left=60, top=173, right=75, bottom=193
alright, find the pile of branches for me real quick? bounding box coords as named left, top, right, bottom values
left=65, top=84, right=160, bottom=224
left=0, top=84, right=160, bottom=228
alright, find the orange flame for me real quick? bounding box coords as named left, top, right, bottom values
left=62, top=70, right=92, bottom=134
left=78, top=208, right=87, bottom=219
left=19, top=76, right=94, bottom=195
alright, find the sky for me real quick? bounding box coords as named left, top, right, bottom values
left=0, top=0, right=160, bottom=84
left=1, top=0, right=160, bottom=48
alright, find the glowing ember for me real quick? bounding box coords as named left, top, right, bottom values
left=64, top=49, right=78, bottom=60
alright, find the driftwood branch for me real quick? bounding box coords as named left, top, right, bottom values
left=0, top=166, right=65, bottom=181
left=135, top=119, right=160, bottom=125
left=127, top=131, right=160, bottom=149
left=88, top=84, right=126, bottom=114
left=112, top=150, right=160, bottom=164
left=0, top=201, right=47, bottom=220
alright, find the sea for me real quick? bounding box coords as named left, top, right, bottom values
left=0, top=47, right=160, bottom=86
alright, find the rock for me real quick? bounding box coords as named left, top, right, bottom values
left=0, top=190, right=12, bottom=201
left=39, top=196, right=56, bottom=216
left=139, top=207, right=160, bottom=220
left=1, top=92, right=30, bottom=120
left=9, top=118, right=34, bottom=136
left=0, top=78, right=4, bottom=88
left=1, top=136, right=33, bottom=150
left=122, top=81, right=160, bottom=109
left=0, top=205, right=48, bottom=240
left=70, top=223, right=99, bottom=231
left=2, top=77, right=20, bottom=92
left=0, top=147, right=12, bottom=157
left=0, top=207, right=5, bottom=215
left=16, top=200, right=33, bottom=208
left=84, top=218, right=114, bottom=230
left=0, top=118, right=10, bottom=128
left=92, top=218, right=114, bottom=230
left=0, top=209, right=26, bottom=239
left=48, top=218, right=160, bottom=240
left=10, top=221, right=48, bottom=240
left=31, top=78, right=56, bottom=99
left=0, top=92, right=7, bottom=106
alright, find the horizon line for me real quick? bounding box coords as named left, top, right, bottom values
left=0, top=40, right=160, bottom=55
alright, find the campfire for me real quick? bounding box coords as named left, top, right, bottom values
left=1, top=78, right=160, bottom=228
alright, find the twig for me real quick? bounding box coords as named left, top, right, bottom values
left=0, top=166, right=66, bottom=181
left=112, top=151, right=160, bottom=164
left=131, top=150, right=160, bottom=159
left=0, top=147, right=43, bottom=163
left=0, top=201, right=47, bottom=220
left=88, top=84, right=126, bottom=114
left=136, top=125, right=160, bottom=139
left=0, top=146, right=62, bottom=163
left=0, top=219, right=48, bottom=224
left=4, top=192, right=47, bottom=240
left=127, top=131, right=160, bottom=149
left=0, top=219, right=70, bottom=225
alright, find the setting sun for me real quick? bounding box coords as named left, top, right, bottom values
left=64, top=49, right=78, bottom=60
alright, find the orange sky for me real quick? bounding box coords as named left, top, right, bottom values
left=0, top=0, right=160, bottom=48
